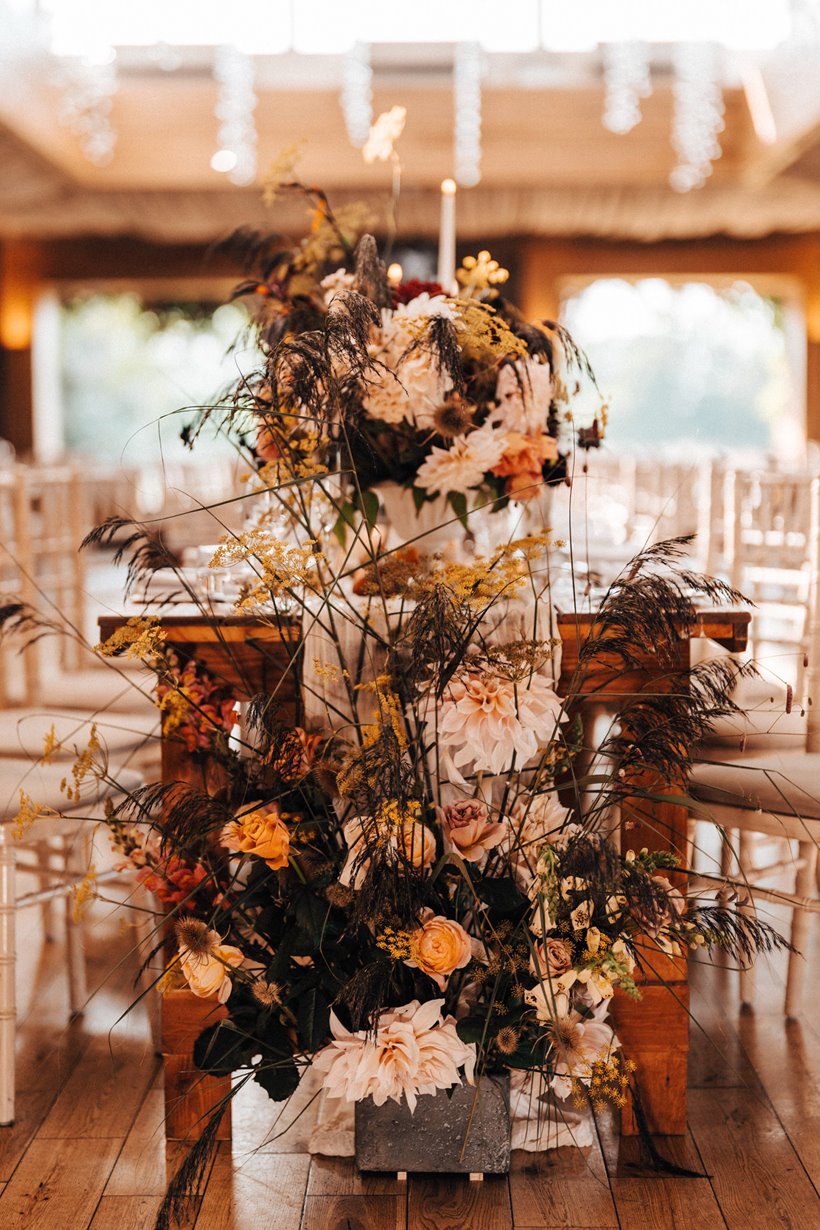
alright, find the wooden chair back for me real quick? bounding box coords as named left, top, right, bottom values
left=723, top=468, right=817, bottom=696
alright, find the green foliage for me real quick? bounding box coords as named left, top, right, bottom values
left=447, top=490, right=469, bottom=530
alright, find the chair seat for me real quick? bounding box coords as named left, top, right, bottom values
left=702, top=674, right=807, bottom=751
left=703, top=706, right=807, bottom=751
left=38, top=668, right=157, bottom=715
left=690, top=751, right=820, bottom=821
left=0, top=709, right=159, bottom=760
left=0, top=758, right=143, bottom=818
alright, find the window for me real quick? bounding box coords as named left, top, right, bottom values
left=56, top=293, right=252, bottom=468
left=560, top=278, right=803, bottom=463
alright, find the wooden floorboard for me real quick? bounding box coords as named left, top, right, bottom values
left=0, top=838, right=817, bottom=1228
left=104, top=1087, right=189, bottom=1197
left=0, top=1136, right=124, bottom=1230
left=300, top=1194, right=406, bottom=1230
left=609, top=1177, right=726, bottom=1230
left=192, top=1147, right=311, bottom=1230
left=409, top=1173, right=512, bottom=1229
left=689, top=1086, right=820, bottom=1230
left=89, top=1195, right=164, bottom=1230
left=510, top=1142, right=618, bottom=1228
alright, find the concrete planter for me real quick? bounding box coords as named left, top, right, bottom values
left=354, top=1074, right=511, bottom=1175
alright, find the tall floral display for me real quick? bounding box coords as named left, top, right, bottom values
left=84, top=181, right=784, bottom=1224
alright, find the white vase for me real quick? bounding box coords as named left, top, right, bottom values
left=376, top=482, right=465, bottom=555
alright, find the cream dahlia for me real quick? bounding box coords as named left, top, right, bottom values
left=313, top=998, right=476, bottom=1112
left=491, top=358, right=554, bottom=435
left=320, top=267, right=355, bottom=306
left=363, top=306, right=452, bottom=427
left=506, top=791, right=573, bottom=884
left=415, top=427, right=507, bottom=496
left=437, top=670, right=565, bottom=775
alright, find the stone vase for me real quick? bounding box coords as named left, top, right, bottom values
left=354, top=1074, right=511, bottom=1175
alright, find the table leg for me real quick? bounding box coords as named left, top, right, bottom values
left=161, top=988, right=232, bottom=1142
left=611, top=771, right=689, bottom=1136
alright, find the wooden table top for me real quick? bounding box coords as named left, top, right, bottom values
left=99, top=606, right=751, bottom=653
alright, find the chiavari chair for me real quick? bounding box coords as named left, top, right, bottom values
left=689, top=476, right=820, bottom=1017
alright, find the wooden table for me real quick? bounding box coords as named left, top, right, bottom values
left=99, top=605, right=750, bottom=1141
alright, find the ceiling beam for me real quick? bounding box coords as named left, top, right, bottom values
left=741, top=53, right=820, bottom=187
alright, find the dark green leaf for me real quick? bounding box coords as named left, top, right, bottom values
left=297, top=987, right=330, bottom=1051
left=360, top=488, right=379, bottom=529
left=294, top=889, right=328, bottom=945
left=193, top=1022, right=253, bottom=1075
left=476, top=876, right=530, bottom=917
left=332, top=513, right=348, bottom=548
left=448, top=490, right=469, bottom=530
left=253, top=1060, right=301, bottom=1102
left=412, top=485, right=427, bottom=512
left=456, top=1016, right=489, bottom=1044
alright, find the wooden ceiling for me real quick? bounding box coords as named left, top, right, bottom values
left=0, top=45, right=818, bottom=241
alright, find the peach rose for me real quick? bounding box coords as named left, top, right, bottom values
left=436, top=799, right=506, bottom=863
left=179, top=936, right=244, bottom=1003
left=396, top=821, right=438, bottom=871
left=491, top=432, right=558, bottom=501
left=407, top=908, right=472, bottom=989
left=222, top=802, right=291, bottom=870
left=531, top=936, right=574, bottom=979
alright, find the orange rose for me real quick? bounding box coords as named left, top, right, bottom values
left=256, top=423, right=282, bottom=462
left=407, top=908, right=472, bottom=989
left=222, top=802, right=291, bottom=870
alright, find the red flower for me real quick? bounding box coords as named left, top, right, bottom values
left=392, top=279, right=445, bottom=306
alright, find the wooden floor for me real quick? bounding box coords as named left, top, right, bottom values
left=0, top=836, right=819, bottom=1230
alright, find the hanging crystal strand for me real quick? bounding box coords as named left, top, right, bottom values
left=213, top=44, right=257, bottom=187
left=669, top=42, right=725, bottom=192
left=454, top=41, right=482, bottom=188
left=341, top=41, right=373, bottom=149
left=601, top=41, right=652, bottom=134
left=58, top=46, right=118, bottom=167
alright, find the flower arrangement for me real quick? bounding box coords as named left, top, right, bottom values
left=206, top=170, right=604, bottom=547
left=32, top=168, right=784, bottom=1227
left=90, top=513, right=784, bottom=1230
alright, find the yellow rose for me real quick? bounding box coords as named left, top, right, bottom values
left=222, top=803, right=291, bottom=870
left=179, top=940, right=244, bottom=1003
left=407, top=908, right=472, bottom=989
left=396, top=821, right=437, bottom=871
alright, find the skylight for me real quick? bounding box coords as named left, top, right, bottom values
left=39, top=0, right=795, bottom=58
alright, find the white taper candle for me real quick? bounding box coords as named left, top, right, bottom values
left=437, top=178, right=457, bottom=293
